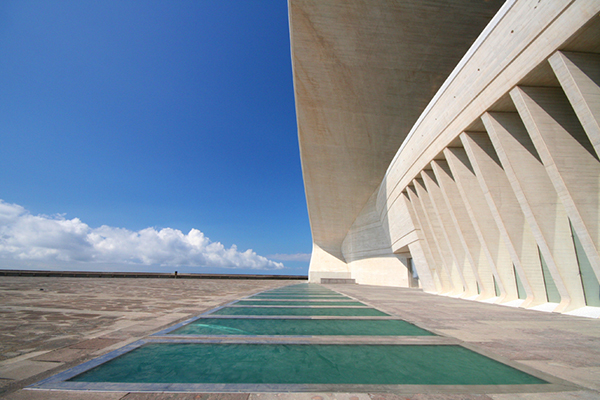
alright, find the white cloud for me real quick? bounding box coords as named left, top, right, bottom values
left=0, top=200, right=283, bottom=270
left=267, top=253, right=311, bottom=262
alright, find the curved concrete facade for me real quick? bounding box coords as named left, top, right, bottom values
left=291, top=0, right=600, bottom=316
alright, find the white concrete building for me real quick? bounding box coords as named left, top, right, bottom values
left=290, top=0, right=600, bottom=316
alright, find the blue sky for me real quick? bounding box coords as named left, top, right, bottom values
left=0, top=0, right=311, bottom=275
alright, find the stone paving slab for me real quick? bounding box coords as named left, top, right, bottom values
left=403, top=395, right=494, bottom=400
left=518, top=361, right=600, bottom=392
left=250, top=394, right=370, bottom=400
left=2, top=280, right=600, bottom=399
left=3, top=390, right=127, bottom=399
left=0, top=360, right=58, bottom=380
left=30, top=348, right=87, bottom=363
left=490, top=391, right=600, bottom=399
left=0, top=277, right=292, bottom=398
left=122, top=394, right=250, bottom=400
left=70, top=338, right=124, bottom=350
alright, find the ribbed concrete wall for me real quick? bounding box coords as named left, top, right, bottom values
left=292, top=0, right=600, bottom=317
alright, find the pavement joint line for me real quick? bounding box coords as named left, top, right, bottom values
left=0, top=305, right=153, bottom=317
left=225, top=305, right=371, bottom=308
left=149, top=335, right=454, bottom=344
left=237, top=284, right=298, bottom=300
left=236, top=299, right=359, bottom=301
left=24, top=382, right=579, bottom=394
left=152, top=315, right=406, bottom=336
left=0, top=351, right=51, bottom=366
left=189, top=315, right=400, bottom=319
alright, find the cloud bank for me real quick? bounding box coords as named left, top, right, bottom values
left=0, top=200, right=283, bottom=270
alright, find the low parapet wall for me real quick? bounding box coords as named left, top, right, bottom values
left=0, top=269, right=307, bottom=280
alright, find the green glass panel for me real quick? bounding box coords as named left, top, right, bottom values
left=266, top=284, right=332, bottom=293
left=276, top=290, right=330, bottom=293
left=571, top=224, right=600, bottom=306
left=261, top=288, right=338, bottom=290
left=264, top=293, right=340, bottom=296
left=252, top=293, right=347, bottom=298
left=258, top=293, right=343, bottom=297
left=70, top=343, right=547, bottom=385
left=170, top=318, right=435, bottom=336
left=514, top=265, right=527, bottom=300
left=493, top=275, right=500, bottom=297
left=280, top=284, right=322, bottom=288
left=212, top=306, right=389, bottom=316
left=250, top=295, right=350, bottom=300
left=269, top=287, right=334, bottom=292
left=237, top=300, right=366, bottom=306
left=539, top=249, right=561, bottom=303
left=254, top=292, right=346, bottom=296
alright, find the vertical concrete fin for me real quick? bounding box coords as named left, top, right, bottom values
left=461, top=131, right=542, bottom=305
left=421, top=169, right=470, bottom=296
left=399, top=192, right=436, bottom=292
left=413, top=177, right=460, bottom=294
left=549, top=51, right=600, bottom=158
left=481, top=111, right=583, bottom=311
left=511, top=86, right=600, bottom=298
left=432, top=159, right=487, bottom=298
left=407, top=185, right=447, bottom=293
left=444, top=147, right=512, bottom=302
left=406, top=240, right=436, bottom=293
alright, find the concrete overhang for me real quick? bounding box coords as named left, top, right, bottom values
left=289, top=0, right=505, bottom=262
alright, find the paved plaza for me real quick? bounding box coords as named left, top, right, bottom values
left=0, top=277, right=599, bottom=399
